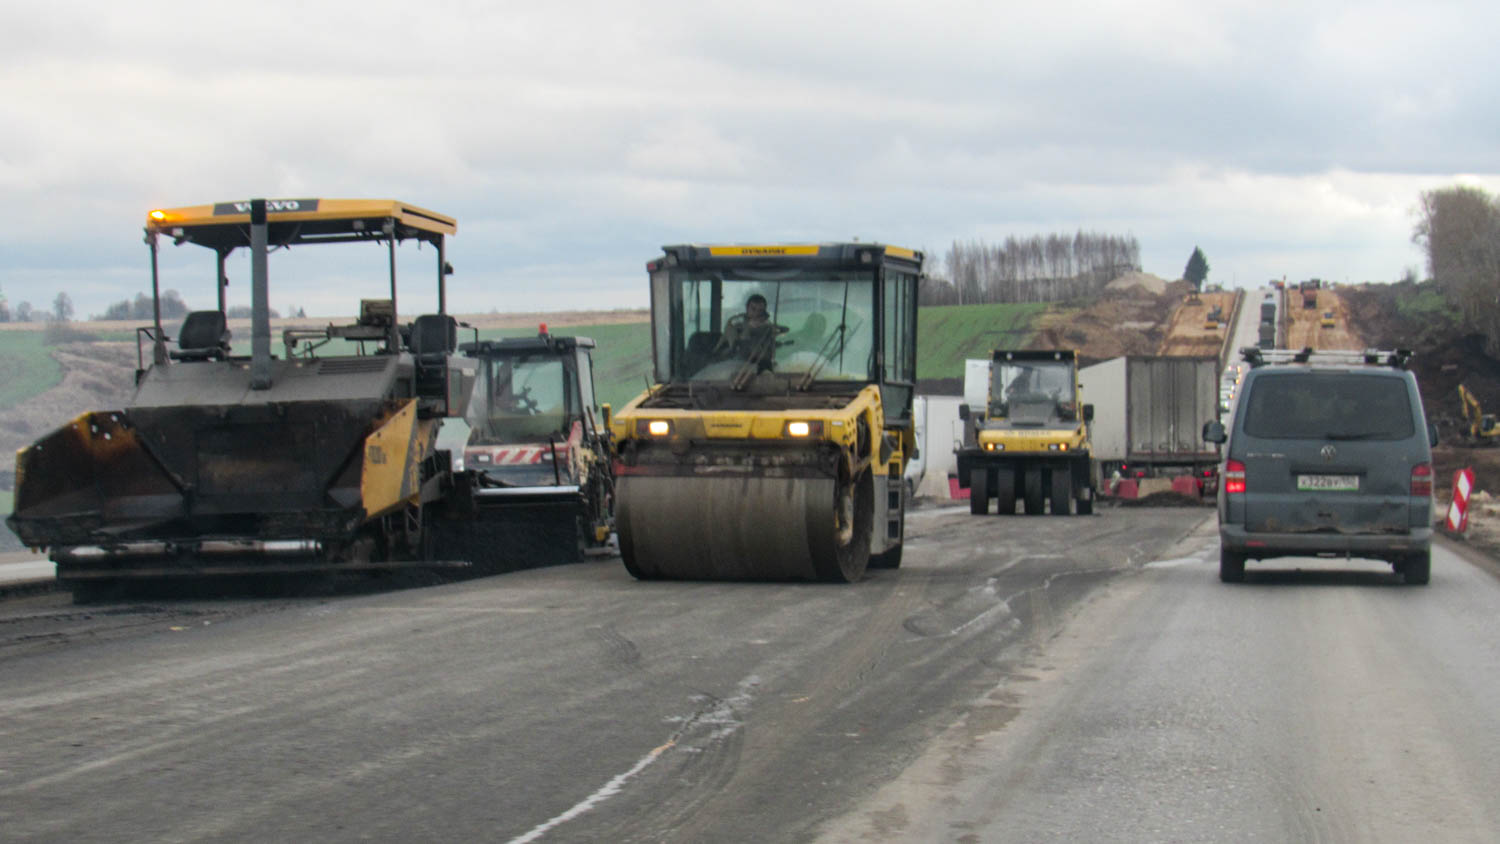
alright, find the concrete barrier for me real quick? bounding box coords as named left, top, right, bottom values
left=1171, top=475, right=1202, bottom=498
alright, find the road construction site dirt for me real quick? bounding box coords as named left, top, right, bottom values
left=1285, top=287, right=1362, bottom=351
left=1030, top=277, right=1214, bottom=362
left=1156, top=290, right=1238, bottom=357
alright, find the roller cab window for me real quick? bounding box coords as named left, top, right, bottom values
left=989, top=360, right=1076, bottom=422
left=652, top=269, right=876, bottom=387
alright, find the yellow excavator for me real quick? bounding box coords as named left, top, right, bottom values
left=1458, top=383, right=1500, bottom=445
left=610, top=243, right=920, bottom=581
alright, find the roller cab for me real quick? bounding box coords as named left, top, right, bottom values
left=612, top=243, right=921, bottom=582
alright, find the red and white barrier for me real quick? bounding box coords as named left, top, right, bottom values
left=1447, top=468, right=1474, bottom=533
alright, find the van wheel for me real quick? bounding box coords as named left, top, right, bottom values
left=1219, top=548, right=1245, bottom=583
left=1402, top=551, right=1431, bottom=585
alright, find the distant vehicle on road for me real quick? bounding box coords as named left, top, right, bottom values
left=1320, top=310, right=1336, bottom=328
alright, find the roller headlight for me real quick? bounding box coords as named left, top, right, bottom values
left=785, top=420, right=823, bottom=437
left=636, top=419, right=672, bottom=437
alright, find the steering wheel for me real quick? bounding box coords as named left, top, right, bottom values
left=716, top=316, right=791, bottom=354
left=510, top=385, right=540, bottom=415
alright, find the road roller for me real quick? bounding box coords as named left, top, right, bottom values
left=7, top=198, right=480, bottom=591
left=610, top=243, right=921, bottom=581
left=955, top=349, right=1095, bottom=516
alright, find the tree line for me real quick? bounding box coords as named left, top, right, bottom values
left=0, top=287, right=304, bottom=323
left=0, top=291, right=79, bottom=323
left=920, top=231, right=1142, bottom=306
left=1412, top=185, right=1500, bottom=355
left=98, top=291, right=191, bottom=322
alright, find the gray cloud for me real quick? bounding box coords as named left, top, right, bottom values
left=1, top=0, right=1496, bottom=318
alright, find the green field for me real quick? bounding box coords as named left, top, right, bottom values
left=915, top=302, right=1047, bottom=379
left=0, top=328, right=138, bottom=410
left=0, top=332, right=64, bottom=409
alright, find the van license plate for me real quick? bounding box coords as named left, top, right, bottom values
left=1298, top=474, right=1359, bottom=491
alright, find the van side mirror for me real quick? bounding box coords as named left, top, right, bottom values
left=958, top=405, right=970, bottom=421
left=1428, top=422, right=1439, bottom=448
left=1083, top=404, right=1094, bottom=422
left=1203, top=421, right=1227, bottom=444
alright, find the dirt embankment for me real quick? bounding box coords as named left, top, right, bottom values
left=1022, top=276, right=1242, bottom=366
left=1340, top=284, right=1500, bottom=442
left=1340, top=282, right=1500, bottom=559
left=1157, top=289, right=1237, bottom=357
left=1030, top=277, right=1188, bottom=362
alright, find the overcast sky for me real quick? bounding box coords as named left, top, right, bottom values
left=2, top=0, right=1497, bottom=319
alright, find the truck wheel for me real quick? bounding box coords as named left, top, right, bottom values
left=1023, top=469, right=1044, bottom=515
left=1219, top=548, right=1245, bottom=583
left=1403, top=551, right=1431, bottom=585
left=969, top=469, right=990, bottom=515
left=994, top=467, right=1016, bottom=515
left=1049, top=467, right=1072, bottom=516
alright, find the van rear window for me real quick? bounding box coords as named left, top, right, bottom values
left=1242, top=373, right=1415, bottom=440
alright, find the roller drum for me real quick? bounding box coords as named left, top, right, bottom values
left=618, top=473, right=870, bottom=582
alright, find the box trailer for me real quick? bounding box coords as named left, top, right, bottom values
left=1078, top=356, right=1221, bottom=493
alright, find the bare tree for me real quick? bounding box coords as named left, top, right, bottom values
left=934, top=232, right=1143, bottom=305
left=1413, top=185, right=1500, bottom=352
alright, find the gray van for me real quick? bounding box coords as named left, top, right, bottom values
left=1202, top=348, right=1436, bottom=584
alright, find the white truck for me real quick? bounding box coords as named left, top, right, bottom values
left=1078, top=356, right=1221, bottom=494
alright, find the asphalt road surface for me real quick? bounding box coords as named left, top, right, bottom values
left=3, top=505, right=1498, bottom=842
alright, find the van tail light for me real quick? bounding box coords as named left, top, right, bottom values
left=1225, top=459, right=1246, bottom=494
left=1410, top=462, right=1432, bottom=497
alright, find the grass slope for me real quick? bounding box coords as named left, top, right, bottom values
left=473, top=322, right=655, bottom=410
left=0, top=328, right=137, bottom=410
left=0, top=333, right=63, bottom=409
left=916, top=302, right=1046, bottom=379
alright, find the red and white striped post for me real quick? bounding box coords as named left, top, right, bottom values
left=1446, top=468, right=1475, bottom=534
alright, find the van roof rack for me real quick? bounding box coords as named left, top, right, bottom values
left=1241, top=347, right=1411, bottom=370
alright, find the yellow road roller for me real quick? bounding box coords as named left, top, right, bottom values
left=610, top=243, right=920, bottom=581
